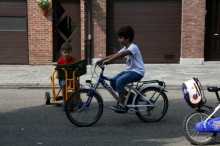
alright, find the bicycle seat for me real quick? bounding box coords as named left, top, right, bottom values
left=207, top=86, right=220, bottom=92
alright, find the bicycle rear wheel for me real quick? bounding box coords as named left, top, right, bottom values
left=183, top=110, right=217, bottom=145
left=65, top=89, right=104, bottom=127
left=135, top=87, right=168, bottom=122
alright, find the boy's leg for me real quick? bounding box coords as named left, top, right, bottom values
left=118, top=92, right=125, bottom=104
left=110, top=71, right=143, bottom=112
left=59, top=79, right=66, bottom=111
left=62, top=85, right=67, bottom=103
left=110, top=71, right=127, bottom=105
left=110, top=71, right=127, bottom=91
left=73, top=79, right=81, bottom=102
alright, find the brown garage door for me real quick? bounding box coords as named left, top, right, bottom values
left=107, top=0, right=181, bottom=63
left=0, top=0, right=28, bottom=64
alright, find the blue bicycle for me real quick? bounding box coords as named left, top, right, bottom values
left=65, top=63, right=169, bottom=127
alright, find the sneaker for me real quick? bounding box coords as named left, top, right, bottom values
left=126, top=92, right=135, bottom=105
left=61, top=103, right=65, bottom=111
left=110, top=104, right=128, bottom=113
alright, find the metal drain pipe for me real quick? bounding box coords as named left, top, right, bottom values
left=84, top=0, right=88, bottom=64
left=87, top=0, right=92, bottom=65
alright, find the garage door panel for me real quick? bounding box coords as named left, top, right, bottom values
left=114, top=8, right=180, bottom=14
left=137, top=33, right=181, bottom=39
left=141, top=53, right=179, bottom=63
left=0, top=2, right=26, bottom=16
left=107, top=32, right=180, bottom=40
left=0, top=0, right=28, bottom=64
left=0, top=31, right=28, bottom=64
left=111, top=19, right=180, bottom=25
left=107, top=0, right=181, bottom=63
left=0, top=35, right=27, bottom=41
left=111, top=25, right=180, bottom=32
left=141, top=50, right=180, bottom=55
left=0, top=43, right=27, bottom=48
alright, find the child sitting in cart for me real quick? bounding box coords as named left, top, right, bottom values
left=56, top=42, right=80, bottom=111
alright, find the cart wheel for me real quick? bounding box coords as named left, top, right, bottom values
left=45, top=92, right=50, bottom=105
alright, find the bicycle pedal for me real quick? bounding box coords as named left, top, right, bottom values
left=114, top=110, right=127, bottom=114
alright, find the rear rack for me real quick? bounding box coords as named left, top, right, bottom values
left=138, top=80, right=166, bottom=89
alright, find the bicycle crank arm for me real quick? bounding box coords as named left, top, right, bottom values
left=127, top=105, right=154, bottom=108
left=130, top=109, right=152, bottom=114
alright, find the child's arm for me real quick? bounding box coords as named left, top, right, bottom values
left=101, top=54, right=114, bottom=61
left=102, top=50, right=132, bottom=65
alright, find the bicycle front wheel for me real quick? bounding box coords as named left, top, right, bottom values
left=65, top=89, right=104, bottom=127
left=183, top=110, right=217, bottom=145
left=135, top=87, right=168, bottom=122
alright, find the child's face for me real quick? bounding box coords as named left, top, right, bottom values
left=118, top=36, right=130, bottom=46
left=61, top=50, right=72, bottom=60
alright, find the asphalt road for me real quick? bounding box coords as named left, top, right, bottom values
left=0, top=88, right=220, bottom=146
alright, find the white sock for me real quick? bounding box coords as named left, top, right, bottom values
left=119, top=103, right=125, bottom=108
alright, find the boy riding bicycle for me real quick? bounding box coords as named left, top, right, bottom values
left=98, top=26, right=145, bottom=113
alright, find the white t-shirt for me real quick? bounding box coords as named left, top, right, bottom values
left=118, top=43, right=145, bottom=76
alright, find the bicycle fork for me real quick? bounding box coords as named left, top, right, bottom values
left=84, top=84, right=97, bottom=108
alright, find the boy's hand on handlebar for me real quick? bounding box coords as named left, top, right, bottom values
left=95, top=60, right=103, bottom=66
left=102, top=60, right=110, bottom=66
left=95, top=59, right=109, bottom=66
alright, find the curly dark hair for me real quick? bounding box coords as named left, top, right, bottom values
left=61, top=42, right=72, bottom=51
left=117, top=26, right=134, bottom=42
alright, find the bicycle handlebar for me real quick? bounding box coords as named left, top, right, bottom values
left=95, top=60, right=106, bottom=71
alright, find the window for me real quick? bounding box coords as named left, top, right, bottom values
left=0, top=17, right=26, bottom=31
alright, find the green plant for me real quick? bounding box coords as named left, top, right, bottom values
left=37, top=0, right=51, bottom=9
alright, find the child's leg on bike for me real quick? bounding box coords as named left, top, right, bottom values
left=110, top=71, right=126, bottom=104
left=110, top=71, right=143, bottom=112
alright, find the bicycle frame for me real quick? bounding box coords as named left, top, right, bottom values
left=84, top=65, right=165, bottom=109
left=195, top=104, right=220, bottom=132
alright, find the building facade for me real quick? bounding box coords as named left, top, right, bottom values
left=0, top=0, right=218, bottom=65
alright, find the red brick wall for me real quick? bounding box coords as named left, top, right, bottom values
left=27, top=0, right=53, bottom=65
left=92, top=0, right=106, bottom=58
left=181, top=0, right=206, bottom=58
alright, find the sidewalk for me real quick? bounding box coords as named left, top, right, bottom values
left=0, top=64, right=220, bottom=88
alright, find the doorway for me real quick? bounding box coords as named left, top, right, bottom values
left=205, top=0, right=220, bottom=61
left=52, top=0, right=81, bottom=62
